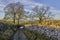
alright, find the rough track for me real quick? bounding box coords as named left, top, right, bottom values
left=12, top=29, right=28, bottom=40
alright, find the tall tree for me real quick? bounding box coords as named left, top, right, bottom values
left=4, top=3, right=16, bottom=24
left=32, top=6, right=54, bottom=24
left=4, top=2, right=24, bottom=24
left=15, top=2, right=24, bottom=25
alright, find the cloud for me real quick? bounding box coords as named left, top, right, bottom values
left=17, top=0, right=44, bottom=10
left=51, top=10, right=60, bottom=14
left=0, top=4, right=5, bottom=19
left=0, top=11, right=4, bottom=19
left=49, top=9, right=60, bottom=20
left=0, top=0, right=45, bottom=11
left=0, top=4, right=5, bottom=11
left=0, top=0, right=60, bottom=20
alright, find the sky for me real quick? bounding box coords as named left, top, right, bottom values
left=0, top=0, right=60, bottom=20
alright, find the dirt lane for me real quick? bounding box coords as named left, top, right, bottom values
left=13, top=29, right=28, bottom=40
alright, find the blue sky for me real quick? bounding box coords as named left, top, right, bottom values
left=0, top=0, right=60, bottom=20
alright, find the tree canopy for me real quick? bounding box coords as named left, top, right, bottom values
left=4, top=2, right=24, bottom=24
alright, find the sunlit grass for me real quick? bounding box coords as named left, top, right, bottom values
left=0, top=19, right=60, bottom=28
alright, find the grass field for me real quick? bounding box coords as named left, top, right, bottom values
left=0, top=19, right=60, bottom=28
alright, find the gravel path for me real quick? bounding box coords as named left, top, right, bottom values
left=13, top=29, right=28, bottom=40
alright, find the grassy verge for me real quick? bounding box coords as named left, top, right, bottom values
left=23, top=28, right=56, bottom=40
left=0, top=27, right=17, bottom=40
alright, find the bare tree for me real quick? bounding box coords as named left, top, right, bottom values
left=15, top=2, right=24, bottom=25
left=32, top=6, right=54, bottom=24
left=4, top=2, right=24, bottom=24
left=4, top=3, right=16, bottom=24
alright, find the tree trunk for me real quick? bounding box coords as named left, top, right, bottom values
left=39, top=18, right=42, bottom=25
left=18, top=18, right=19, bottom=25
left=13, top=12, right=16, bottom=24
left=18, top=15, right=20, bottom=25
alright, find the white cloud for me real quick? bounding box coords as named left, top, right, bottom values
left=0, top=0, right=45, bottom=11
left=0, top=0, right=60, bottom=20
left=49, top=9, right=60, bottom=20
left=17, top=0, right=44, bottom=9
left=51, top=10, right=60, bottom=14
left=0, top=4, right=5, bottom=11
left=0, top=4, right=5, bottom=17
